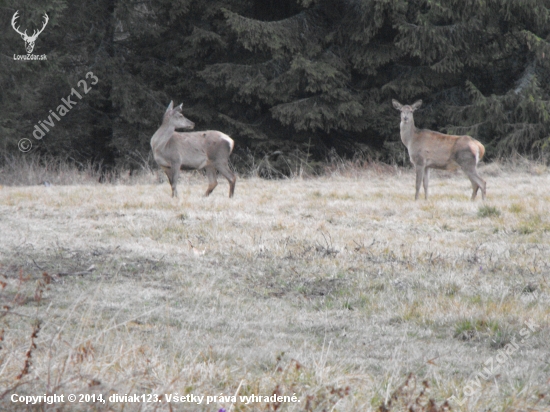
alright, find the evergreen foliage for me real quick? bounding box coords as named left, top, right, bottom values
left=1, top=0, right=550, bottom=171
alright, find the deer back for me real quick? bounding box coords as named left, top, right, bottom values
left=164, top=131, right=233, bottom=169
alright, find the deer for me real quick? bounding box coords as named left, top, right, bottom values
left=11, top=11, right=49, bottom=54
left=151, top=101, right=236, bottom=198
left=392, top=99, right=486, bottom=201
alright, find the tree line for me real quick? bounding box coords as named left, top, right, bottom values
left=1, top=0, right=550, bottom=173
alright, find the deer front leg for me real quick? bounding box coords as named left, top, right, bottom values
left=415, top=164, right=425, bottom=200
left=165, top=165, right=179, bottom=198
left=423, top=168, right=430, bottom=200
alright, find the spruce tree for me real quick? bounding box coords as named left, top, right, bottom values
left=2, top=0, right=550, bottom=171
left=200, top=0, right=550, bottom=163
left=1, top=0, right=124, bottom=170
left=199, top=0, right=368, bottom=159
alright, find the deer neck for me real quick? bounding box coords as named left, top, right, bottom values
left=400, top=119, right=416, bottom=148
left=151, top=120, right=175, bottom=150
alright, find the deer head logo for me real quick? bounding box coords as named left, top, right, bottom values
left=11, top=11, right=49, bottom=54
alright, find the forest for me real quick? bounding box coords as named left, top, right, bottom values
left=1, top=0, right=550, bottom=174
left=2, top=2, right=550, bottom=410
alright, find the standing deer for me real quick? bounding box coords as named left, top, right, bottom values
left=151, top=101, right=236, bottom=198
left=392, top=100, right=486, bottom=201
left=11, top=11, right=49, bottom=54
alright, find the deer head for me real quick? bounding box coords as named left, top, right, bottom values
left=163, top=101, right=195, bottom=130
left=392, top=99, right=422, bottom=125
left=12, top=11, right=49, bottom=54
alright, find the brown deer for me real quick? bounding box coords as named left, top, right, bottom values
left=151, top=101, right=236, bottom=198
left=392, top=100, right=486, bottom=201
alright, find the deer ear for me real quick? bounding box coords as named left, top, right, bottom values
left=411, top=100, right=423, bottom=110
left=176, top=103, right=183, bottom=112
left=166, top=101, right=174, bottom=112
left=392, top=99, right=403, bottom=110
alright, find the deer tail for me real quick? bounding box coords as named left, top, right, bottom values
left=468, top=140, right=485, bottom=164
left=220, top=133, right=235, bottom=154
left=476, top=141, right=485, bottom=161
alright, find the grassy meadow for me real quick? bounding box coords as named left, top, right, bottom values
left=0, top=159, right=549, bottom=411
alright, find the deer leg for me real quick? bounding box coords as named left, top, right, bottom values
left=423, top=168, right=430, bottom=200
left=468, top=172, right=486, bottom=201
left=415, top=164, right=425, bottom=200
left=205, top=166, right=218, bottom=197
left=470, top=180, right=479, bottom=200
left=163, top=166, right=178, bottom=198
left=474, top=167, right=487, bottom=201
left=170, top=166, right=180, bottom=198
left=216, top=162, right=236, bottom=198
left=460, top=162, right=486, bottom=201
left=480, top=177, right=486, bottom=200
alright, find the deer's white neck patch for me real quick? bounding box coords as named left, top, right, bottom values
left=400, top=121, right=415, bottom=146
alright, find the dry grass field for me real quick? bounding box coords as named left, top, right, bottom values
left=1, top=160, right=549, bottom=411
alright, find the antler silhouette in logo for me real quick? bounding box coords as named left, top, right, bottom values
left=11, top=11, right=49, bottom=54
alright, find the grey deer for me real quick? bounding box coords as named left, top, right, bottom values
left=392, top=100, right=486, bottom=201
left=151, top=101, right=236, bottom=198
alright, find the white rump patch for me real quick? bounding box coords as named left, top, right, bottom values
left=220, top=133, right=234, bottom=152
left=474, top=145, right=480, bottom=164
left=469, top=142, right=480, bottom=164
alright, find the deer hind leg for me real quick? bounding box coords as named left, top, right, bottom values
left=460, top=160, right=486, bottom=201
left=468, top=172, right=486, bottom=201
left=216, top=162, right=236, bottom=198
left=423, top=168, right=430, bottom=200
left=204, top=166, right=218, bottom=197
left=415, top=164, right=425, bottom=200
